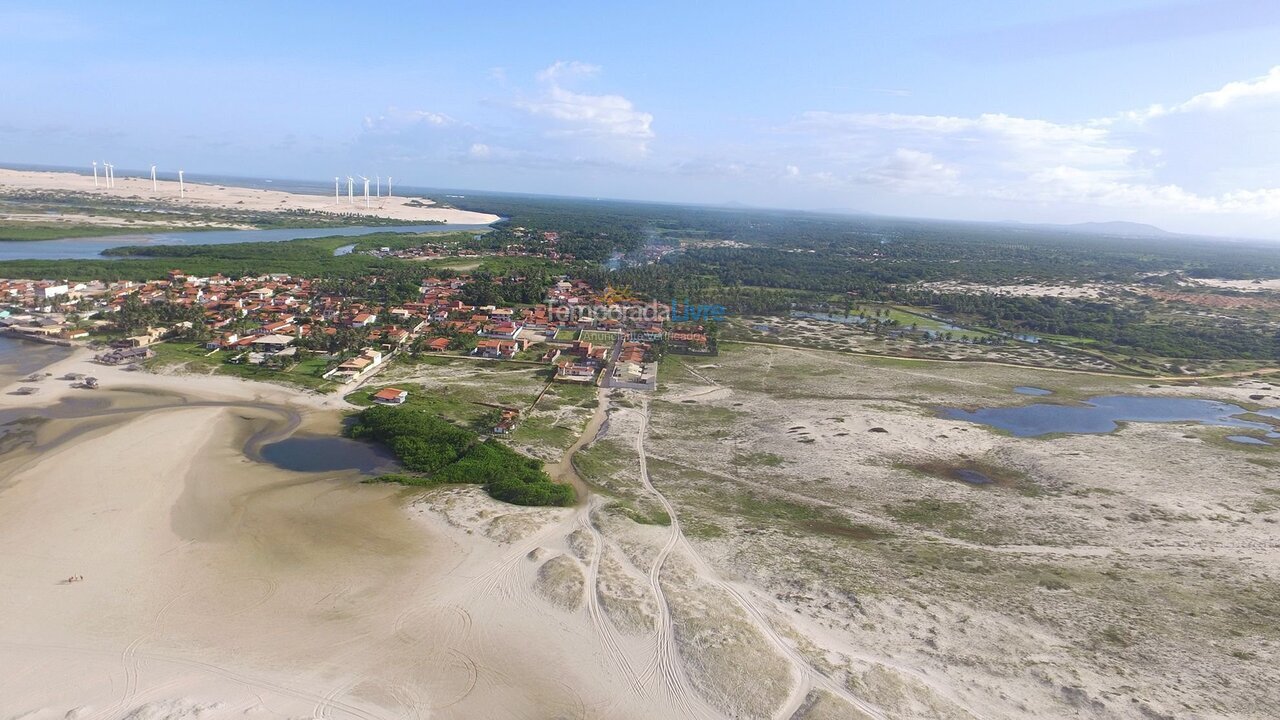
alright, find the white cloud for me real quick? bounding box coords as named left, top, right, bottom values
left=862, top=149, right=961, bottom=193
left=353, top=62, right=655, bottom=173
left=795, top=111, right=1124, bottom=169
left=362, top=107, right=456, bottom=132
left=1168, top=65, right=1280, bottom=115
left=350, top=60, right=1280, bottom=231
left=536, top=60, right=601, bottom=83
left=1116, top=65, right=1280, bottom=124
left=1019, top=166, right=1280, bottom=216
left=779, top=67, right=1280, bottom=222
left=516, top=61, right=654, bottom=155
left=523, top=85, right=654, bottom=139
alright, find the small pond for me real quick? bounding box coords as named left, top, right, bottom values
left=942, top=395, right=1280, bottom=439
left=257, top=436, right=399, bottom=473
left=1227, top=435, right=1272, bottom=446
left=1013, top=386, right=1054, bottom=396
left=951, top=469, right=995, bottom=485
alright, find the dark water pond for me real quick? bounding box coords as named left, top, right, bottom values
left=1227, top=435, right=1272, bottom=446
left=1013, top=386, right=1053, bottom=396
left=951, top=469, right=994, bottom=484
left=257, top=436, right=398, bottom=473
left=943, top=395, right=1280, bottom=438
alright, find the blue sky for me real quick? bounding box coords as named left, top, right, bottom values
left=4, top=1, right=1280, bottom=236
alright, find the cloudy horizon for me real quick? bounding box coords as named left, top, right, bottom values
left=5, top=1, right=1280, bottom=239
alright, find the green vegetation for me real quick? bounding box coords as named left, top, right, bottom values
left=571, top=437, right=671, bottom=525
left=903, top=460, right=1043, bottom=496
left=0, top=231, right=487, bottom=281
left=8, top=188, right=1280, bottom=366
left=642, top=455, right=888, bottom=540
left=147, top=341, right=336, bottom=391
left=508, top=414, right=577, bottom=450
left=347, top=375, right=540, bottom=429
left=0, top=221, right=195, bottom=242
left=348, top=405, right=574, bottom=506
left=885, top=498, right=1006, bottom=543
left=731, top=451, right=785, bottom=467
left=435, top=441, right=573, bottom=506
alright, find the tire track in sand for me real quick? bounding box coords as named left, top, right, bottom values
left=635, top=399, right=889, bottom=720
left=632, top=403, right=724, bottom=720
left=577, top=496, right=647, bottom=698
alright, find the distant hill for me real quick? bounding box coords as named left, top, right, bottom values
left=1036, top=221, right=1177, bottom=238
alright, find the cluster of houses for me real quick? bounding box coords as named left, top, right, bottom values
left=1, top=269, right=698, bottom=389
left=0, top=280, right=93, bottom=343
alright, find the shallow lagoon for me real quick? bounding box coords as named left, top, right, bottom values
left=258, top=435, right=399, bottom=473
left=943, top=395, right=1280, bottom=438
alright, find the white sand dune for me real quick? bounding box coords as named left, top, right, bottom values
left=0, top=167, right=500, bottom=226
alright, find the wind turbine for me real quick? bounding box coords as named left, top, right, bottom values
left=375, top=175, right=381, bottom=197
left=178, top=170, right=185, bottom=199
left=150, top=164, right=157, bottom=192
left=386, top=176, right=392, bottom=198
left=334, top=177, right=340, bottom=205
left=108, top=163, right=116, bottom=188
left=347, top=176, right=355, bottom=204
left=92, top=162, right=99, bottom=188
left=359, top=176, right=370, bottom=208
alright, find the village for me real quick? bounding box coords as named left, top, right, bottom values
left=0, top=268, right=720, bottom=404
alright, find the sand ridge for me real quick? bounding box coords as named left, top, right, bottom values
left=0, top=167, right=500, bottom=226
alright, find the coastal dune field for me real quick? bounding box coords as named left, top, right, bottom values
left=2, top=343, right=1277, bottom=719
left=0, top=167, right=500, bottom=226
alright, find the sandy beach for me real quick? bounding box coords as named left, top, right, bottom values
left=0, top=348, right=756, bottom=719
left=3, top=339, right=1276, bottom=719
left=0, top=167, right=500, bottom=226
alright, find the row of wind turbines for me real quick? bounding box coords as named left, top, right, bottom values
left=335, top=174, right=391, bottom=208
left=92, top=161, right=186, bottom=198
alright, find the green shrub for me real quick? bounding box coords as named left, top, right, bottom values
left=349, top=406, right=574, bottom=506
